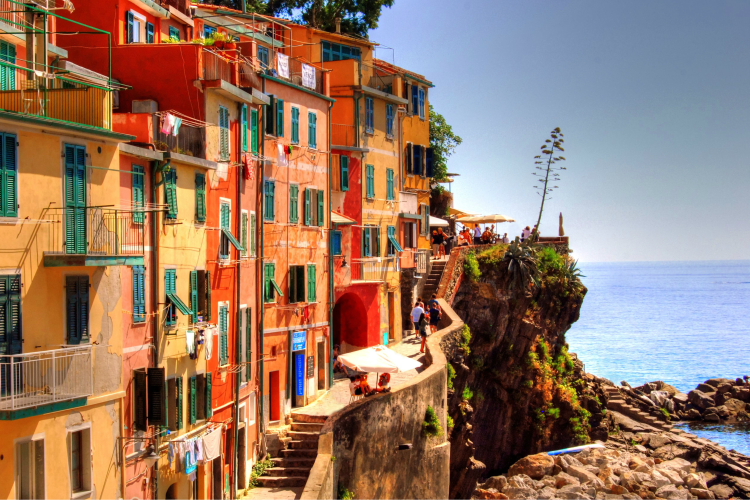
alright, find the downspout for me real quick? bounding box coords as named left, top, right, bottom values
left=233, top=105, right=242, bottom=500
left=328, top=98, right=335, bottom=388
left=259, top=79, right=267, bottom=439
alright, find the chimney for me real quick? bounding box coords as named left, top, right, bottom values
left=335, top=17, right=342, bottom=34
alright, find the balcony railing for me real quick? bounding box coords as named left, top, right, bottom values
left=332, top=124, right=356, bottom=147
left=239, top=60, right=262, bottom=89
left=152, top=114, right=206, bottom=158
left=351, top=258, right=400, bottom=282
left=202, top=49, right=233, bottom=82
left=44, top=207, right=145, bottom=257
left=416, top=249, right=429, bottom=275
left=0, top=345, right=93, bottom=411
left=0, top=62, right=113, bottom=129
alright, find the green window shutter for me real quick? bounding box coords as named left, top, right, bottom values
left=189, top=376, right=197, bottom=424
left=266, top=96, right=276, bottom=135
left=219, top=306, right=229, bottom=365
left=205, top=270, right=212, bottom=321
left=0, top=133, right=18, bottom=217
left=250, top=213, right=257, bottom=257
left=169, top=26, right=180, bottom=41
left=362, top=228, right=370, bottom=257
left=264, top=264, right=271, bottom=302
left=220, top=202, right=230, bottom=229
left=341, top=155, right=349, bottom=191
left=146, top=22, right=155, bottom=43
left=205, top=373, right=213, bottom=418
left=0, top=274, right=22, bottom=355
left=289, top=185, right=299, bottom=224
left=289, top=267, right=297, bottom=303
left=190, top=271, right=199, bottom=323
left=307, top=264, right=316, bottom=302
left=64, top=144, right=87, bottom=254
left=195, top=173, right=206, bottom=222
left=304, top=188, right=312, bottom=226
left=308, top=112, right=317, bottom=149
left=387, top=168, right=394, bottom=200
left=165, top=269, right=176, bottom=326
left=264, top=181, right=275, bottom=221
left=219, top=106, right=230, bottom=160
left=317, top=190, right=324, bottom=227
left=251, top=109, right=259, bottom=154
left=245, top=308, right=252, bottom=381
left=276, top=99, right=284, bottom=137
left=291, top=107, right=299, bottom=144
left=241, top=212, right=248, bottom=258
left=133, top=266, right=146, bottom=323
left=176, top=376, right=184, bottom=430
left=241, top=105, right=248, bottom=152
left=366, top=165, right=375, bottom=198
left=165, top=169, right=178, bottom=220
left=132, top=165, right=144, bottom=223
left=375, top=227, right=381, bottom=257
left=66, top=276, right=88, bottom=345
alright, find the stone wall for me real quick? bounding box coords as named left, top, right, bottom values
left=302, top=299, right=464, bottom=500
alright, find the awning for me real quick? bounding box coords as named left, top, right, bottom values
left=222, top=228, right=245, bottom=251
left=448, top=207, right=475, bottom=218
left=338, top=345, right=422, bottom=374
left=429, top=215, right=449, bottom=227
left=388, top=234, right=404, bottom=253
left=167, top=293, right=192, bottom=315
left=457, top=214, right=515, bottom=224
left=331, top=211, right=357, bottom=225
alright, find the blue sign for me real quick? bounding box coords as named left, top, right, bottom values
left=296, top=353, right=305, bottom=396
left=292, top=331, right=307, bottom=351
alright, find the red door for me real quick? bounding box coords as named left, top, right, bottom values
left=269, top=371, right=280, bottom=421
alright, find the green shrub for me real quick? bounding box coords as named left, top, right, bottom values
left=339, top=485, right=356, bottom=500
left=523, top=379, right=534, bottom=388
left=464, top=252, right=481, bottom=282
left=447, top=415, right=454, bottom=431
left=538, top=246, right=566, bottom=274
left=462, top=386, right=474, bottom=402
left=423, top=406, right=444, bottom=437
left=548, top=407, right=561, bottom=419
left=447, top=363, right=456, bottom=390
left=460, top=325, right=472, bottom=355
left=250, top=455, right=275, bottom=487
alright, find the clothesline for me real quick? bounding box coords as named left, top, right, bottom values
left=154, top=110, right=215, bottom=128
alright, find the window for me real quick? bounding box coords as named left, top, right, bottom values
left=264, top=263, right=283, bottom=303
left=405, top=143, right=413, bottom=175
left=420, top=204, right=430, bottom=236
left=250, top=212, right=257, bottom=257
left=322, top=40, right=361, bottom=62
left=220, top=201, right=244, bottom=259
left=195, top=173, right=206, bottom=222
left=386, top=104, right=394, bottom=138
left=411, top=84, right=418, bottom=115
left=164, top=168, right=178, bottom=220
left=169, top=25, right=181, bottom=41
left=308, top=112, right=317, bottom=149
left=307, top=264, right=317, bottom=303
left=289, top=184, right=299, bottom=224
left=241, top=104, right=248, bottom=152
left=304, top=188, right=324, bottom=226
left=276, top=98, right=285, bottom=137
left=133, top=369, right=147, bottom=431
left=403, top=222, right=418, bottom=248
left=413, top=145, right=423, bottom=177
left=219, top=106, right=230, bottom=161
left=263, top=180, right=275, bottom=221
left=133, top=266, right=146, bottom=323
left=219, top=303, right=229, bottom=366
left=17, top=438, right=45, bottom=499
left=0, top=274, right=21, bottom=355
left=251, top=109, right=259, bottom=154
left=332, top=230, right=342, bottom=256
left=386, top=168, right=395, bottom=201
left=387, top=226, right=403, bottom=256
left=362, top=226, right=380, bottom=258
left=69, top=428, right=92, bottom=494
left=132, top=165, right=145, bottom=223
left=126, top=11, right=148, bottom=43
left=66, top=276, right=89, bottom=345
left=147, top=367, right=166, bottom=426
left=0, top=42, right=17, bottom=91
left=291, top=107, right=300, bottom=144
left=289, top=265, right=305, bottom=303
left=190, top=373, right=213, bottom=423
left=64, top=144, right=87, bottom=253
left=419, top=88, right=426, bottom=119
left=265, top=95, right=276, bottom=135
left=365, top=97, right=374, bottom=134
left=241, top=211, right=249, bottom=259
left=340, top=155, right=349, bottom=191
left=165, top=269, right=191, bottom=326
left=425, top=147, right=434, bottom=178
left=167, top=377, right=183, bottom=431
left=366, top=164, right=375, bottom=199
left=204, top=25, right=217, bottom=39
left=257, top=45, right=270, bottom=69
left=196, top=270, right=212, bottom=322
left=146, top=22, right=155, bottom=43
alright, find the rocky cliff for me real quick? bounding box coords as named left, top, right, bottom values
left=445, top=244, right=608, bottom=498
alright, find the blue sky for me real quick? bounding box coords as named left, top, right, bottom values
left=371, top=0, right=750, bottom=262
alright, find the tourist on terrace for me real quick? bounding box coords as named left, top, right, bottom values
left=350, top=376, right=362, bottom=396
left=411, top=301, right=425, bottom=336
left=521, top=226, right=531, bottom=241
left=481, top=228, right=493, bottom=244
left=360, top=374, right=374, bottom=396
left=437, top=228, right=447, bottom=258
left=375, top=373, right=391, bottom=393
left=502, top=233, right=510, bottom=244
left=473, top=224, right=483, bottom=245
left=429, top=303, right=442, bottom=334
left=418, top=311, right=429, bottom=353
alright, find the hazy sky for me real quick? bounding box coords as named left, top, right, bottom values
left=371, top=0, right=750, bottom=262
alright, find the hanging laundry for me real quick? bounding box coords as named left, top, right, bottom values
left=161, top=113, right=176, bottom=135
left=168, top=442, right=176, bottom=469
left=195, top=439, right=204, bottom=463
left=184, top=445, right=197, bottom=475
left=186, top=329, right=196, bottom=357
left=284, top=144, right=291, bottom=155
left=202, top=427, right=222, bottom=461
left=277, top=53, right=290, bottom=79
left=172, top=117, right=183, bottom=136
left=205, top=327, right=214, bottom=360
left=277, top=143, right=288, bottom=167
left=216, top=162, right=229, bottom=181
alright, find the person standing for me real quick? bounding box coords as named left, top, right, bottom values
left=437, top=228, right=447, bottom=258
left=502, top=233, right=510, bottom=244
left=473, top=224, right=482, bottom=245
left=431, top=230, right=440, bottom=260
left=418, top=311, right=429, bottom=353
left=521, top=226, right=531, bottom=241
left=429, top=303, right=442, bottom=334
left=410, top=301, right=425, bottom=335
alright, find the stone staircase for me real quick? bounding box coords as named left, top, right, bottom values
left=422, top=259, right=447, bottom=299
left=256, top=420, right=323, bottom=488
left=605, top=386, right=673, bottom=431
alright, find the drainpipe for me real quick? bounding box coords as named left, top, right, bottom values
left=233, top=104, right=243, bottom=500
left=327, top=99, right=335, bottom=389
left=259, top=78, right=267, bottom=440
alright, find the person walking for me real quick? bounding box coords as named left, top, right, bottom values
left=429, top=302, right=442, bottom=334
left=473, top=224, right=482, bottom=245
left=410, top=301, right=425, bottom=336
left=437, top=227, right=447, bottom=258
left=431, top=230, right=440, bottom=260
left=418, top=311, right=429, bottom=353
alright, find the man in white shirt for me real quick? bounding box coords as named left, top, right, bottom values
left=473, top=224, right=483, bottom=245
left=502, top=233, right=510, bottom=244
left=410, top=302, right=425, bottom=335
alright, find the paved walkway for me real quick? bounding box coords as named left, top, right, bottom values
left=243, top=486, right=303, bottom=500
left=292, top=333, right=428, bottom=420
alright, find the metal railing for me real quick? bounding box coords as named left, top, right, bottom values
left=202, top=49, right=232, bottom=81
left=351, top=258, right=400, bottom=282
left=44, top=207, right=145, bottom=256
left=152, top=114, right=206, bottom=158
left=0, top=0, right=26, bottom=28
left=332, top=124, right=356, bottom=147
left=416, top=249, right=429, bottom=274
left=0, top=345, right=93, bottom=411
left=0, top=62, right=113, bottom=129
left=239, top=59, right=262, bottom=89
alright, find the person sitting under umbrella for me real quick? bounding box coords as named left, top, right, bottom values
left=374, top=373, right=391, bottom=393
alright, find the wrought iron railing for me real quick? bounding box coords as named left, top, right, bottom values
left=152, top=114, right=206, bottom=158
left=0, top=345, right=93, bottom=411
left=44, top=207, right=145, bottom=256
left=351, top=258, right=400, bottom=282
left=0, top=61, right=113, bottom=129
left=416, top=249, right=429, bottom=274
left=332, top=124, right=356, bottom=147
left=202, top=49, right=232, bottom=81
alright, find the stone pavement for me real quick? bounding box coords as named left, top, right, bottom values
left=243, top=486, right=303, bottom=500
left=291, top=333, right=429, bottom=421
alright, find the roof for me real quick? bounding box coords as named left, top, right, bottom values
left=331, top=211, right=357, bottom=225
left=374, top=58, right=434, bottom=87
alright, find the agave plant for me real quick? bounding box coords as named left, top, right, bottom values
left=503, top=240, right=540, bottom=292
left=565, top=260, right=586, bottom=292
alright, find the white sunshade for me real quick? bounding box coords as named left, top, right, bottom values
left=338, top=345, right=423, bottom=374
left=429, top=215, right=449, bottom=227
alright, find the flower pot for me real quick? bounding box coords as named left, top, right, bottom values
left=214, top=40, right=225, bottom=49
left=225, top=42, right=237, bottom=50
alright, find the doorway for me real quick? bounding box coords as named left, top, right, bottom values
left=317, top=341, right=326, bottom=390
left=292, top=351, right=305, bottom=408
left=237, top=426, right=247, bottom=490
left=388, top=291, right=396, bottom=344
left=269, top=371, right=280, bottom=421
left=212, top=459, right=222, bottom=500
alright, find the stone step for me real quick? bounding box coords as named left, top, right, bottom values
left=288, top=439, right=318, bottom=450
left=287, top=431, right=320, bottom=441
left=290, top=422, right=324, bottom=432
left=254, top=476, right=308, bottom=488
left=290, top=412, right=328, bottom=424
left=280, top=448, right=317, bottom=458
left=265, top=467, right=312, bottom=477
left=271, top=457, right=317, bottom=468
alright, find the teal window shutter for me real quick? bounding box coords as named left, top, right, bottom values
left=251, top=109, right=259, bottom=154
left=220, top=202, right=230, bottom=260
left=206, top=373, right=213, bottom=418
left=245, top=308, right=252, bottom=381
left=64, top=144, right=87, bottom=254
left=386, top=168, right=395, bottom=201
left=341, top=155, right=349, bottom=191
left=241, top=105, right=248, bottom=152
left=169, top=26, right=180, bottom=41
left=366, top=165, right=375, bottom=198
left=308, top=112, right=317, bottom=148
left=291, top=107, right=300, bottom=144
left=362, top=228, right=370, bottom=257
left=276, top=99, right=285, bottom=137
left=264, top=180, right=275, bottom=221
left=317, top=190, right=324, bottom=227
left=250, top=212, right=257, bottom=257
left=126, top=13, right=134, bottom=43
left=388, top=225, right=403, bottom=255
left=0, top=133, right=18, bottom=217
left=176, top=376, right=183, bottom=430
left=289, top=185, right=299, bottom=224
left=189, top=376, right=197, bottom=424
left=195, top=173, right=206, bottom=222
left=66, top=276, right=89, bottom=344
left=332, top=230, right=342, bottom=256
left=0, top=274, right=22, bottom=355
left=219, top=305, right=229, bottom=365
left=264, top=264, right=272, bottom=303
left=133, top=266, right=146, bottom=323
left=146, top=22, right=155, bottom=43
left=165, top=169, right=178, bottom=220
left=132, top=165, right=144, bottom=224
left=219, top=106, right=230, bottom=160
left=190, top=271, right=199, bottom=323
left=165, top=269, right=177, bottom=326
left=304, top=188, right=312, bottom=226
left=307, top=264, right=317, bottom=303
left=0, top=42, right=16, bottom=91
left=241, top=212, right=248, bottom=258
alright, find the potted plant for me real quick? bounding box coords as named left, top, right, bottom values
left=212, top=32, right=229, bottom=50
left=225, top=37, right=237, bottom=50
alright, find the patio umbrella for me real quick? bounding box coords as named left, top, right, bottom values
left=338, top=345, right=422, bottom=373
left=456, top=214, right=515, bottom=224
left=428, top=216, right=449, bottom=227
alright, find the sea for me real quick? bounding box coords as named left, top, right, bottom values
left=567, top=260, right=750, bottom=455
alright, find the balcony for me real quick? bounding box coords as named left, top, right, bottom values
left=152, top=113, right=206, bottom=158
left=0, top=345, right=93, bottom=419
left=43, top=207, right=145, bottom=267
left=351, top=257, right=400, bottom=283
left=202, top=49, right=233, bottom=82
left=256, top=50, right=326, bottom=96
left=0, top=62, right=113, bottom=130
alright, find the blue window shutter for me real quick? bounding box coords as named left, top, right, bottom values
left=304, top=188, right=312, bottom=226
left=386, top=104, right=394, bottom=136
left=276, top=99, right=284, bottom=137
left=146, top=22, right=155, bottom=43
left=405, top=143, right=413, bottom=175
left=411, top=85, right=419, bottom=114
left=332, top=230, right=342, bottom=256
left=426, top=147, right=434, bottom=178
left=341, top=156, right=349, bottom=191
left=414, top=146, right=423, bottom=177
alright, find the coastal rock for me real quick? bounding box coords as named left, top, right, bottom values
left=557, top=454, right=584, bottom=472
left=506, top=474, right=535, bottom=490
left=723, top=398, right=746, bottom=414
left=500, top=486, right=536, bottom=499
left=704, top=413, right=720, bottom=422
left=507, top=453, right=555, bottom=479
left=714, top=405, right=731, bottom=418
left=657, top=458, right=692, bottom=474
left=688, top=390, right=716, bottom=410
left=708, top=484, right=734, bottom=499
left=473, top=488, right=508, bottom=499
left=683, top=408, right=702, bottom=420
left=482, top=476, right=507, bottom=491
left=705, top=378, right=734, bottom=388
left=657, top=468, right=685, bottom=486
left=685, top=473, right=708, bottom=490
left=568, top=466, right=605, bottom=489
left=735, top=388, right=750, bottom=402
left=689, top=488, right=715, bottom=499
left=697, top=383, right=716, bottom=394
left=535, top=486, right=557, bottom=499
left=735, top=378, right=745, bottom=386
left=725, top=476, right=750, bottom=497
left=644, top=433, right=672, bottom=449
left=716, top=383, right=733, bottom=394
left=554, top=472, right=581, bottom=488
left=673, top=393, right=689, bottom=407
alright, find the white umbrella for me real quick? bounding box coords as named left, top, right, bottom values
left=456, top=214, right=515, bottom=224
left=429, top=215, right=449, bottom=227
left=338, top=345, right=422, bottom=373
